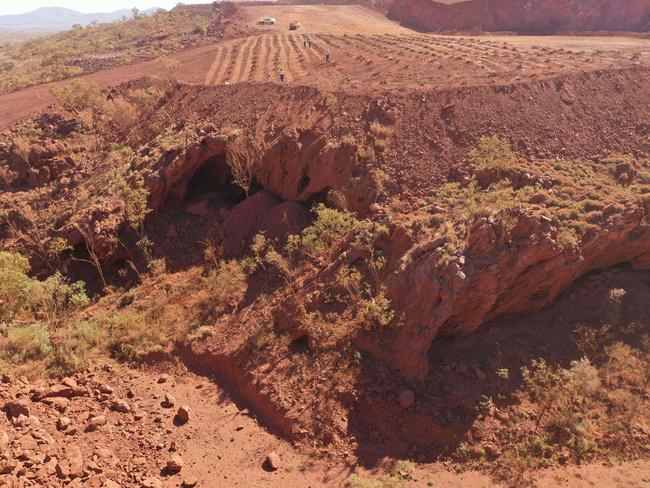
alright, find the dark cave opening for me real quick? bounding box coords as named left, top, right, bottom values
left=186, top=153, right=231, bottom=201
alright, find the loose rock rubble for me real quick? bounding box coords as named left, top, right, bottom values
left=0, top=369, right=197, bottom=487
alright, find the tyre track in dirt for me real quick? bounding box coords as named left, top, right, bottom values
left=233, top=36, right=255, bottom=83
left=247, top=35, right=264, bottom=82
left=257, top=33, right=273, bottom=82
left=286, top=34, right=310, bottom=80
left=204, top=45, right=227, bottom=85
left=296, top=34, right=319, bottom=64
left=270, top=33, right=282, bottom=79
left=221, top=39, right=245, bottom=84
left=210, top=42, right=233, bottom=85
left=278, top=33, right=294, bottom=81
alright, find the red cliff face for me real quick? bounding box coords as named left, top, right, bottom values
left=388, top=0, right=650, bottom=33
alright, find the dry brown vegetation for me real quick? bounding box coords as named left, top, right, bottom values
left=0, top=2, right=246, bottom=94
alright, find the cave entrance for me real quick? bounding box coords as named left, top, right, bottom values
left=186, top=153, right=231, bottom=201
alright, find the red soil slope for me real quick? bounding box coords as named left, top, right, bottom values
left=388, top=0, right=650, bottom=33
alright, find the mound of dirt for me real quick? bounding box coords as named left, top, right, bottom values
left=388, top=0, right=650, bottom=34
left=2, top=65, right=650, bottom=273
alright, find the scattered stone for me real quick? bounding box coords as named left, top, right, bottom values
left=398, top=389, right=415, bottom=409
left=3, top=400, right=30, bottom=419
left=61, top=377, right=78, bottom=388
left=12, top=414, right=39, bottom=427
left=95, top=448, right=113, bottom=459
left=57, top=417, right=71, bottom=431
left=85, top=415, right=107, bottom=432
left=98, top=384, right=114, bottom=395
left=32, top=385, right=88, bottom=401
left=166, top=454, right=183, bottom=474
left=157, top=375, right=169, bottom=384
left=42, top=397, right=69, bottom=412
left=182, top=477, right=199, bottom=487
left=175, top=405, right=190, bottom=424
left=111, top=399, right=131, bottom=413
left=264, top=451, right=281, bottom=471
left=55, top=460, right=70, bottom=479
left=161, top=394, right=176, bottom=408
left=1, top=458, right=18, bottom=475
left=67, top=446, right=84, bottom=478
left=141, top=477, right=163, bottom=488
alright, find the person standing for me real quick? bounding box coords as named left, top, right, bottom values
left=325, top=50, right=331, bottom=63
left=280, top=69, right=285, bottom=82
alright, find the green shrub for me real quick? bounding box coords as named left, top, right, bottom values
left=33, top=272, right=89, bottom=324
left=520, top=358, right=600, bottom=459
left=0, top=252, right=34, bottom=322
left=297, top=204, right=360, bottom=258
left=364, top=292, right=394, bottom=327
left=109, top=147, right=151, bottom=233
left=349, top=460, right=415, bottom=488
left=50, top=80, right=104, bottom=112
left=3, top=322, right=52, bottom=363
left=47, top=320, right=107, bottom=376
left=104, top=311, right=168, bottom=362
left=205, top=258, right=255, bottom=312
left=470, top=135, right=517, bottom=171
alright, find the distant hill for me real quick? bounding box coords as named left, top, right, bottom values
left=0, top=6, right=163, bottom=33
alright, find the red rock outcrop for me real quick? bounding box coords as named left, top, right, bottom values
left=385, top=202, right=650, bottom=380
left=388, top=0, right=650, bottom=33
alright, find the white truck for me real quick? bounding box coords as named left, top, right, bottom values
left=258, top=16, right=276, bottom=25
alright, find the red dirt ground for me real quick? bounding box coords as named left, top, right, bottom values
left=1, top=5, right=649, bottom=130
left=4, top=359, right=650, bottom=487
left=3, top=5, right=650, bottom=487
